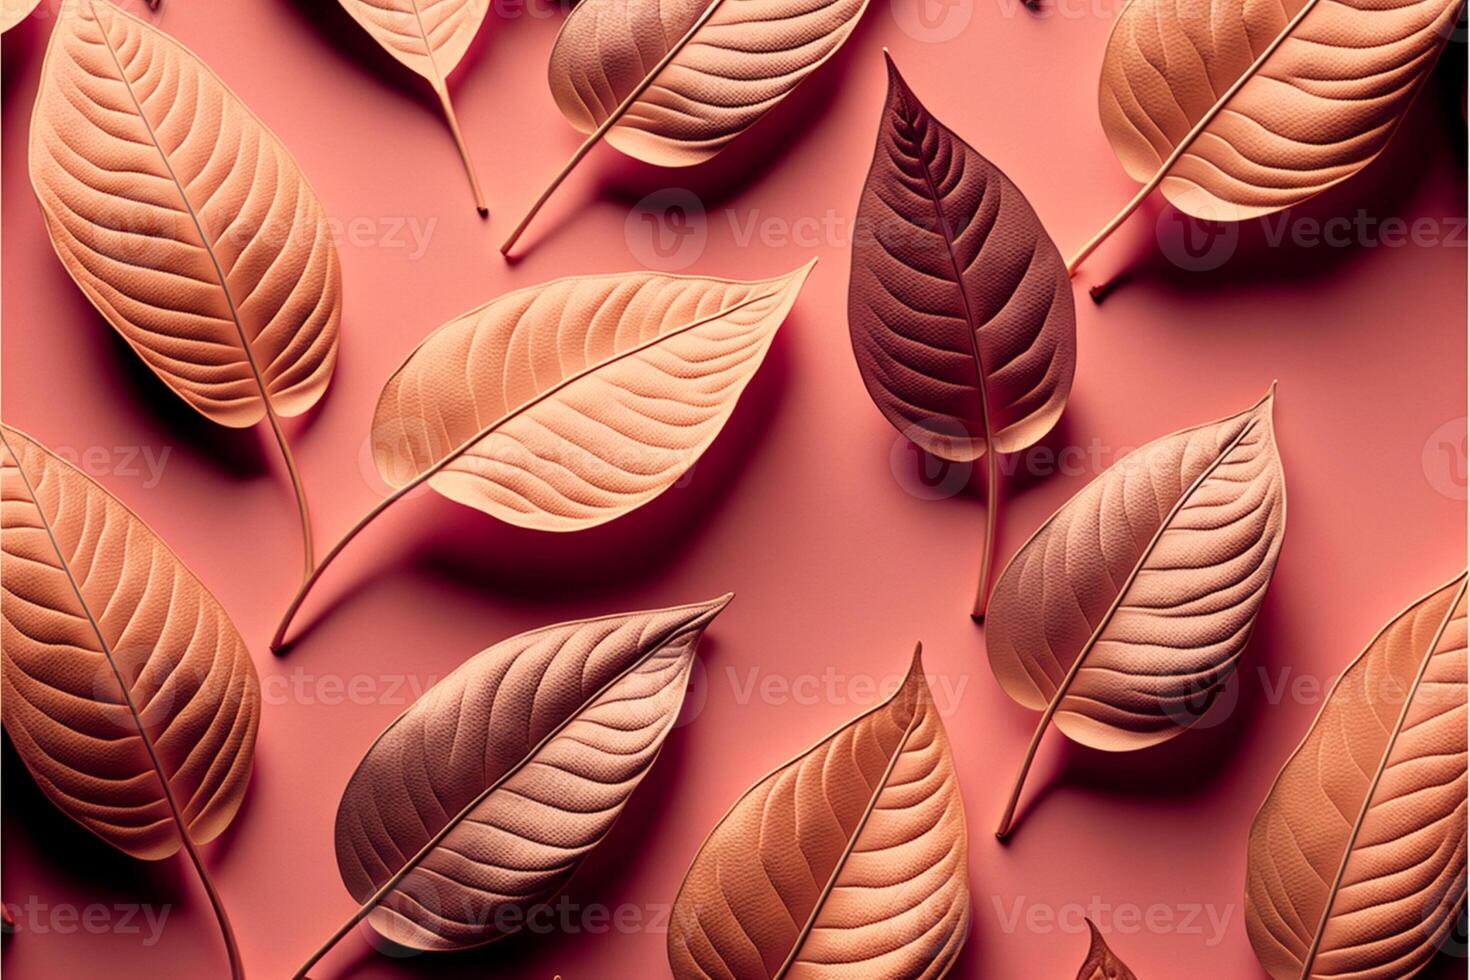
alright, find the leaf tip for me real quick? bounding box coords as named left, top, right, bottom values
left=909, top=641, right=924, bottom=673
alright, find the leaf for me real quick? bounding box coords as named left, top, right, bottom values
left=1245, top=573, right=1467, bottom=980
left=0, top=423, right=259, bottom=975
left=0, top=0, right=41, bottom=32
left=667, top=647, right=971, bottom=979
left=848, top=53, right=1076, bottom=618
left=1070, top=0, right=1463, bottom=271
left=28, top=0, right=342, bottom=574
left=987, top=387, right=1286, bottom=837
left=292, top=598, right=728, bottom=973
left=501, top=0, right=870, bottom=251
left=272, top=263, right=811, bottom=648
left=335, top=0, right=489, bottom=213
left=1077, top=918, right=1138, bottom=980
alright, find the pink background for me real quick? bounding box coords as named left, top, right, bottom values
left=3, top=0, right=1466, bottom=977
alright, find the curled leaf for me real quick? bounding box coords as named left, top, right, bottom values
left=502, top=0, right=870, bottom=251
left=335, top=0, right=490, bottom=214
left=848, top=53, right=1076, bottom=618
left=29, top=0, right=343, bottom=575
left=1245, top=573, right=1467, bottom=980
left=0, top=424, right=259, bottom=975
left=668, top=647, right=971, bottom=979
left=1077, top=918, right=1138, bottom=980
left=273, top=264, right=811, bottom=648
left=987, top=387, right=1286, bottom=837
left=1071, top=0, right=1463, bottom=271
left=293, top=598, right=729, bottom=974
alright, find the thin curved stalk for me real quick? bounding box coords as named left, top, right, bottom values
left=971, top=448, right=1001, bottom=621
left=499, top=0, right=732, bottom=255
left=1, top=429, right=245, bottom=978
left=994, top=693, right=1057, bottom=839
left=433, top=80, right=488, bottom=217
left=261, top=401, right=314, bottom=583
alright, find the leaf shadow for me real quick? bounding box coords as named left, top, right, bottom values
left=0, top=737, right=184, bottom=903
left=281, top=319, right=794, bottom=651
left=509, top=10, right=883, bottom=254
left=309, top=643, right=713, bottom=979
left=1084, top=65, right=1466, bottom=303
left=996, top=588, right=1289, bottom=838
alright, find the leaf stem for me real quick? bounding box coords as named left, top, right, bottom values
left=261, top=404, right=314, bottom=585
left=995, top=698, right=1057, bottom=840
left=499, top=126, right=605, bottom=255
left=1065, top=182, right=1152, bottom=275
left=433, top=81, right=488, bottom=217
left=971, top=448, right=1001, bottom=620
left=500, top=0, right=734, bottom=256
left=270, top=484, right=406, bottom=652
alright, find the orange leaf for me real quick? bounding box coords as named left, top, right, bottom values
left=1245, top=573, right=1467, bottom=980
left=668, top=647, right=971, bottom=978
left=987, top=388, right=1287, bottom=837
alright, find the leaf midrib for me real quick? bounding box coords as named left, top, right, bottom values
left=896, top=83, right=998, bottom=458
left=772, top=663, right=928, bottom=979
left=383, top=282, right=786, bottom=500
left=343, top=604, right=719, bottom=929
left=1125, top=0, right=1327, bottom=198
left=0, top=428, right=199, bottom=850
left=1298, top=575, right=1469, bottom=979
left=1038, top=402, right=1271, bottom=725
left=83, top=0, right=281, bottom=417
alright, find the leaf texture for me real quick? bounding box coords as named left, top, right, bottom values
left=547, top=0, right=870, bottom=166
left=848, top=54, right=1075, bottom=462
left=0, top=424, right=260, bottom=861
left=1, top=0, right=41, bottom=32
left=370, top=264, right=811, bottom=530
left=667, top=648, right=971, bottom=979
left=29, top=0, right=341, bottom=428
left=986, top=388, right=1286, bottom=750
left=337, top=0, right=486, bottom=83
left=1077, top=918, right=1139, bottom=980
left=1245, top=573, right=1467, bottom=980
left=333, top=598, right=728, bottom=951
left=1098, top=0, right=1463, bottom=220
